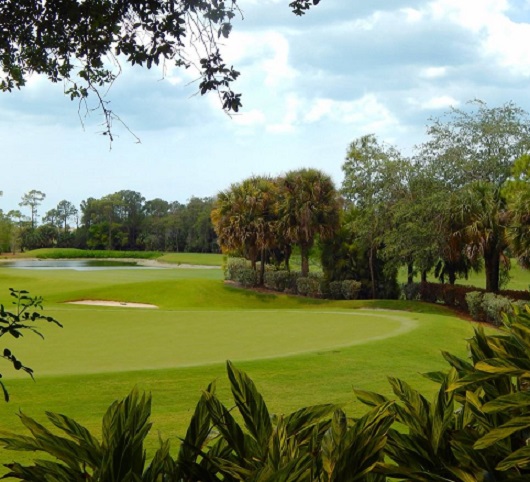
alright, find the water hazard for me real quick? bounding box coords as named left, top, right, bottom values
left=0, top=259, right=154, bottom=270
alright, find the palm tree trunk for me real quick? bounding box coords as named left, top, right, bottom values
left=484, top=250, right=500, bottom=292
left=369, top=245, right=376, bottom=299
left=259, top=247, right=266, bottom=286
left=301, top=243, right=310, bottom=277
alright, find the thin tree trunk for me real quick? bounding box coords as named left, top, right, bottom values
left=421, top=270, right=427, bottom=283
left=369, top=244, right=376, bottom=299
left=407, top=262, right=413, bottom=284
left=301, top=243, right=310, bottom=277
left=259, top=247, right=266, bottom=285
left=284, top=245, right=291, bottom=271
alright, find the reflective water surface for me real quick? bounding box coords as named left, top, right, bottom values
left=0, top=260, right=153, bottom=270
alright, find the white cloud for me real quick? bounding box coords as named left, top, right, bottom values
left=233, top=109, right=266, bottom=126
left=224, top=31, right=298, bottom=87
left=426, top=0, right=530, bottom=77
left=401, top=7, right=424, bottom=23
left=420, top=66, right=448, bottom=79
left=303, top=94, right=400, bottom=133
left=420, top=95, right=460, bottom=110
left=266, top=94, right=300, bottom=133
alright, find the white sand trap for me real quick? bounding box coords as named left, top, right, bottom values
left=66, top=300, right=158, bottom=309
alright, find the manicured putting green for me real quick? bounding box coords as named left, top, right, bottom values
left=6, top=308, right=418, bottom=377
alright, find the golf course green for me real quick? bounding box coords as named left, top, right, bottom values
left=0, top=259, right=482, bottom=466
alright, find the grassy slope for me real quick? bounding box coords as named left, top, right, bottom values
left=0, top=264, right=483, bottom=466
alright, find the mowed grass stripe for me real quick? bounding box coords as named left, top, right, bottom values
left=5, top=309, right=418, bottom=377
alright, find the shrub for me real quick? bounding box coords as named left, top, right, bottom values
left=400, top=282, right=421, bottom=301
left=296, top=277, right=320, bottom=297
left=341, top=279, right=362, bottom=300
left=482, top=292, right=513, bottom=326
left=263, top=270, right=291, bottom=292
left=225, top=257, right=257, bottom=287
left=465, top=291, right=485, bottom=321
left=329, top=281, right=343, bottom=300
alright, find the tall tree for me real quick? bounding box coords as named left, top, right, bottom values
left=56, top=200, right=78, bottom=232
left=212, top=177, right=278, bottom=283
left=19, top=190, right=45, bottom=228
left=419, top=100, right=530, bottom=291
left=341, top=135, right=408, bottom=297
left=420, top=100, right=530, bottom=189
left=504, top=154, right=530, bottom=267
left=279, top=168, right=340, bottom=277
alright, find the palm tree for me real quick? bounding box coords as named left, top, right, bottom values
left=507, top=187, right=530, bottom=268
left=211, top=176, right=278, bottom=284
left=452, top=181, right=509, bottom=292
left=279, top=169, right=341, bottom=277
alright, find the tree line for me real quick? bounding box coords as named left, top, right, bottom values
left=0, top=192, right=217, bottom=254
left=212, top=100, right=530, bottom=296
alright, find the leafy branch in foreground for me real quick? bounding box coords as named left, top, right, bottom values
left=0, top=0, right=322, bottom=142
left=0, top=288, right=62, bottom=402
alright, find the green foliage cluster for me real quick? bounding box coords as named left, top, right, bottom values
left=341, top=101, right=530, bottom=294
left=340, top=280, right=362, bottom=300
left=0, top=289, right=61, bottom=401
left=0, top=0, right=319, bottom=139
left=2, top=191, right=218, bottom=255
left=465, top=291, right=527, bottom=326
left=6, top=308, right=530, bottom=480
left=263, top=270, right=298, bottom=293
left=0, top=362, right=393, bottom=481
left=225, top=257, right=258, bottom=287
left=295, top=276, right=321, bottom=297
left=227, top=258, right=365, bottom=301
left=212, top=169, right=341, bottom=283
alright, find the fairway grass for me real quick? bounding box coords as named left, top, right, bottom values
left=0, top=264, right=484, bottom=468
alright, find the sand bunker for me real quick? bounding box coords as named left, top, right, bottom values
left=67, top=300, right=158, bottom=309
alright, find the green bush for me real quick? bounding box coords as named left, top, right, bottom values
left=263, top=270, right=291, bottom=292
left=341, top=279, right=362, bottom=300
left=296, top=277, right=320, bottom=297
left=329, top=280, right=343, bottom=299
left=225, top=257, right=257, bottom=287
left=482, top=292, right=513, bottom=326
left=400, top=282, right=421, bottom=301
left=465, top=291, right=484, bottom=321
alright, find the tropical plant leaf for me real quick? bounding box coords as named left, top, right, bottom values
left=227, top=360, right=272, bottom=454
left=354, top=389, right=389, bottom=407
left=475, top=357, right=530, bottom=375
left=496, top=444, right=530, bottom=471
left=474, top=416, right=530, bottom=449
left=203, top=389, right=252, bottom=462
left=482, top=391, right=530, bottom=413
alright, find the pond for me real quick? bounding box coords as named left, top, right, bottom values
left=0, top=260, right=157, bottom=270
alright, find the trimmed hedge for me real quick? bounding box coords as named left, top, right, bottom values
left=419, top=281, right=530, bottom=326
left=225, top=257, right=257, bottom=287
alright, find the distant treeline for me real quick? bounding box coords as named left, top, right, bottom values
left=0, top=191, right=218, bottom=253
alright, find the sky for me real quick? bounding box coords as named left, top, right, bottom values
left=1, top=0, right=530, bottom=218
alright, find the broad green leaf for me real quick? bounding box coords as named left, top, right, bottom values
left=496, top=444, right=530, bottom=471
left=177, top=381, right=214, bottom=467
left=354, top=389, right=389, bottom=407
left=474, top=416, right=530, bottom=449
left=227, top=361, right=272, bottom=454
left=475, top=357, right=530, bottom=375
left=482, top=391, right=530, bottom=413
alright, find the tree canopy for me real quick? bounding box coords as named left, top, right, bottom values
left=0, top=0, right=321, bottom=137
